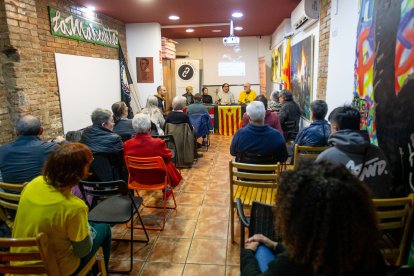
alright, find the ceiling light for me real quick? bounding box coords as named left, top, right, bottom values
left=186, top=29, right=194, bottom=33
left=212, top=29, right=222, bottom=33
left=234, top=26, right=243, bottom=31
left=232, top=12, right=243, bottom=18
left=169, top=15, right=180, bottom=20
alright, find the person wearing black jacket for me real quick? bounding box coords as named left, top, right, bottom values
left=278, top=90, right=302, bottom=133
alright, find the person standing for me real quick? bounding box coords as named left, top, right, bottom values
left=155, top=85, right=168, bottom=115
left=238, top=82, right=257, bottom=104
left=278, top=90, right=302, bottom=133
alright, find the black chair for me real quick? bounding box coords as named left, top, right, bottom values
left=236, top=198, right=276, bottom=255
left=282, top=120, right=298, bottom=142
left=152, top=134, right=179, bottom=167
left=89, top=151, right=127, bottom=182
left=119, top=133, right=133, bottom=142
left=79, top=180, right=149, bottom=274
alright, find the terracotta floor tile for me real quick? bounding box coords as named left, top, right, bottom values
left=194, top=219, right=228, bottom=239
left=226, top=240, right=241, bottom=266
left=169, top=205, right=200, bottom=220
left=183, top=264, right=226, bottom=276
left=187, top=239, right=227, bottom=265
left=198, top=205, right=229, bottom=221
left=110, top=238, right=155, bottom=261
left=176, top=192, right=205, bottom=206
left=159, top=219, right=197, bottom=239
left=226, top=265, right=240, bottom=276
left=204, top=191, right=230, bottom=206
left=108, top=259, right=144, bottom=275
left=181, top=181, right=208, bottom=193
left=140, top=262, right=184, bottom=276
left=148, top=237, right=191, bottom=263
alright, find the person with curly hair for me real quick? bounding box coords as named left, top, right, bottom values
left=240, top=161, right=386, bottom=276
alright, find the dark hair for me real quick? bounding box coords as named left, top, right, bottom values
left=255, top=95, right=268, bottom=109
left=157, top=85, right=162, bottom=92
left=202, top=87, right=208, bottom=93
left=311, top=100, right=328, bottom=120
left=193, top=93, right=202, bottom=102
left=280, top=90, right=292, bottom=101
left=111, top=101, right=127, bottom=123
left=276, top=161, right=379, bottom=276
left=42, top=143, right=93, bottom=190
left=328, top=105, right=360, bottom=130
left=222, top=83, right=230, bottom=89
left=16, top=115, right=41, bottom=136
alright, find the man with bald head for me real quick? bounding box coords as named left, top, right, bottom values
left=0, top=115, right=62, bottom=184
left=238, top=82, right=257, bottom=104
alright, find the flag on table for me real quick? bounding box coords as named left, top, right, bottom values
left=282, top=37, right=291, bottom=90
left=206, top=106, right=215, bottom=128
left=218, top=106, right=241, bottom=136
left=119, top=46, right=134, bottom=119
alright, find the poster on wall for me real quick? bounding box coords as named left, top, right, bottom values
left=271, top=44, right=283, bottom=83
left=136, top=57, right=154, bottom=83
left=290, top=35, right=314, bottom=120
left=175, top=59, right=200, bottom=94
left=353, top=0, right=414, bottom=194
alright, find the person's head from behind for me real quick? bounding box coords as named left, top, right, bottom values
left=132, top=113, right=151, bottom=134
left=255, top=95, right=268, bottom=110
left=270, top=90, right=280, bottom=103
left=311, top=100, right=328, bottom=121
left=145, top=95, right=159, bottom=109
left=222, top=83, right=230, bottom=93
left=111, top=101, right=128, bottom=122
left=328, top=105, right=360, bottom=133
left=43, top=143, right=93, bottom=191
left=16, top=115, right=42, bottom=136
left=276, top=161, right=379, bottom=275
left=91, top=108, right=114, bottom=131
left=172, top=96, right=186, bottom=111
left=243, top=82, right=251, bottom=93
left=193, top=93, right=202, bottom=103
left=202, top=87, right=208, bottom=95
left=185, top=86, right=193, bottom=94
left=279, top=90, right=292, bottom=104
left=246, top=101, right=265, bottom=125
left=157, top=85, right=167, bottom=97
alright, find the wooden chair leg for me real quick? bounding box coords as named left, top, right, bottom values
left=77, top=247, right=106, bottom=276
left=230, top=202, right=235, bottom=243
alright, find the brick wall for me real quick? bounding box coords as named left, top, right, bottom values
left=316, top=0, right=331, bottom=100
left=0, top=0, right=127, bottom=144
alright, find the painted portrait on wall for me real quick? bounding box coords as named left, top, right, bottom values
left=271, top=44, right=283, bottom=83
left=136, top=57, right=154, bottom=83
left=354, top=0, right=414, bottom=194
left=290, top=35, right=314, bottom=120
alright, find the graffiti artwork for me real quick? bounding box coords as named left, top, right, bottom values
left=354, top=0, right=414, bottom=194
left=290, top=35, right=313, bottom=120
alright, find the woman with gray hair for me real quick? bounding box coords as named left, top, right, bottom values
left=111, top=101, right=136, bottom=140
left=165, top=96, right=193, bottom=130
left=142, top=95, right=165, bottom=135
left=124, top=113, right=182, bottom=189
left=268, top=90, right=282, bottom=112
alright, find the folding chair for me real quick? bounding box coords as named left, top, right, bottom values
left=152, top=134, right=179, bottom=167
left=0, top=182, right=25, bottom=227
left=125, top=156, right=177, bottom=231
left=293, top=144, right=329, bottom=169
left=79, top=180, right=149, bottom=274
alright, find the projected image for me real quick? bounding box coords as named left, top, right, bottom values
left=218, top=46, right=246, bottom=77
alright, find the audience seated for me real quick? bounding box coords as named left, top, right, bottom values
left=231, top=101, right=288, bottom=164
left=316, top=106, right=392, bottom=198
left=124, top=113, right=182, bottom=188
left=293, top=100, right=330, bottom=147
left=165, top=96, right=193, bottom=131
left=187, top=93, right=208, bottom=116
left=201, top=87, right=213, bottom=104
left=268, top=90, right=282, bottom=112
left=241, top=161, right=386, bottom=276
left=142, top=95, right=165, bottom=135
left=0, top=115, right=63, bottom=184
left=182, top=85, right=195, bottom=106
left=111, top=101, right=135, bottom=140
left=242, top=95, right=283, bottom=135
left=12, top=143, right=112, bottom=275
left=278, top=90, right=302, bottom=133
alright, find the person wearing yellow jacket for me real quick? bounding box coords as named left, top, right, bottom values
left=238, top=82, right=257, bottom=104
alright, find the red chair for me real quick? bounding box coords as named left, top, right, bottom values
left=124, top=155, right=177, bottom=230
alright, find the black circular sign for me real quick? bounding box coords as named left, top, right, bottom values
left=178, top=64, right=194, bottom=80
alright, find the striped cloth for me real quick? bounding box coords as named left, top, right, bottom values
left=218, top=106, right=242, bottom=136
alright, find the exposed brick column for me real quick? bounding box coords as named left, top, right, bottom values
left=316, top=0, right=332, bottom=100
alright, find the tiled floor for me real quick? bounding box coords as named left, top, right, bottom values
left=109, top=134, right=242, bottom=275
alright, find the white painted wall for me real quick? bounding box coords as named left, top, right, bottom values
left=175, top=36, right=271, bottom=101
left=126, top=23, right=162, bottom=108
left=325, top=0, right=359, bottom=114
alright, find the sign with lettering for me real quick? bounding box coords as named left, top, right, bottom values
left=48, top=6, right=119, bottom=48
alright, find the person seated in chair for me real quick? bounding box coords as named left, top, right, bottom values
left=238, top=82, right=257, bottom=104
left=124, top=113, right=182, bottom=189
left=0, top=115, right=64, bottom=185
left=165, top=96, right=193, bottom=131
left=268, top=90, right=282, bottom=112
left=278, top=90, right=302, bottom=134
left=187, top=93, right=208, bottom=116
left=12, top=143, right=112, bottom=275
left=241, top=161, right=386, bottom=276
left=293, top=100, right=330, bottom=147
left=242, top=95, right=283, bottom=135
left=230, top=101, right=288, bottom=164
left=142, top=95, right=165, bottom=135
left=111, top=101, right=136, bottom=141
left=182, top=86, right=195, bottom=106
left=201, top=87, right=213, bottom=104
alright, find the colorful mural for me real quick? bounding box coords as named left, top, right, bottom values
left=290, top=35, right=313, bottom=120
left=354, top=0, right=414, bottom=194
left=271, top=44, right=283, bottom=83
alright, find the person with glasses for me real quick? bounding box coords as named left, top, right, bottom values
left=216, top=83, right=235, bottom=105
left=238, top=82, right=257, bottom=104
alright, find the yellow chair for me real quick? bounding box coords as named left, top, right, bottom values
left=229, top=161, right=283, bottom=243
left=0, top=182, right=25, bottom=227
left=293, top=145, right=329, bottom=169
left=373, top=194, right=414, bottom=266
